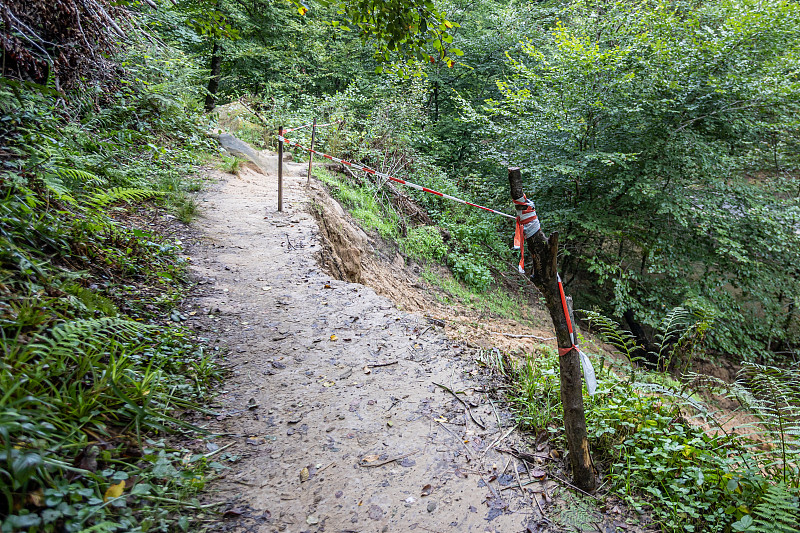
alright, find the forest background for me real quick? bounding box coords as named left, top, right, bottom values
left=1, top=0, right=800, bottom=532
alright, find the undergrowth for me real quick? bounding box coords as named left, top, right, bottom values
left=0, top=42, right=222, bottom=532
left=480, top=319, right=800, bottom=533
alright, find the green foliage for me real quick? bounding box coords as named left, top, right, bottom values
left=400, top=225, right=448, bottom=262
left=220, top=154, right=247, bottom=175
left=313, top=167, right=400, bottom=239
left=582, top=311, right=639, bottom=363
left=319, top=0, right=462, bottom=74
left=739, top=482, right=800, bottom=533
left=487, top=303, right=800, bottom=532
left=449, top=253, right=492, bottom=292
left=734, top=363, right=800, bottom=487
left=0, top=25, right=220, bottom=531
left=86, top=188, right=165, bottom=209
left=462, top=0, right=800, bottom=360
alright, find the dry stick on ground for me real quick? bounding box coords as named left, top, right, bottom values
left=365, top=360, right=398, bottom=368
left=358, top=450, right=418, bottom=468
left=496, top=447, right=558, bottom=463
left=513, top=460, right=551, bottom=523
left=482, top=424, right=516, bottom=458
left=508, top=167, right=597, bottom=493
left=433, top=382, right=486, bottom=430
left=490, top=331, right=556, bottom=341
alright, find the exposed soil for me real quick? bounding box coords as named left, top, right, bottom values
left=178, top=136, right=639, bottom=532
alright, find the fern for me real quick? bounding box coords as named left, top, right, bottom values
left=86, top=187, right=164, bottom=209
left=56, top=167, right=105, bottom=188
left=61, top=284, right=119, bottom=316
left=750, top=483, right=800, bottom=533
left=582, top=310, right=639, bottom=361
left=736, top=363, right=800, bottom=486
left=652, top=305, right=715, bottom=372
left=29, top=318, right=152, bottom=362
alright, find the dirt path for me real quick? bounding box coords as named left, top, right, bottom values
left=184, top=144, right=551, bottom=532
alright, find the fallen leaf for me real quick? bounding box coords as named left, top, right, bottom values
left=104, top=480, right=125, bottom=502
left=223, top=508, right=244, bottom=518
left=323, top=381, right=335, bottom=387
left=27, top=489, right=44, bottom=507
left=300, top=467, right=310, bottom=482
left=246, top=437, right=267, bottom=446
left=330, top=334, right=337, bottom=341
left=387, top=420, right=393, bottom=427
left=362, top=454, right=380, bottom=463
left=421, top=484, right=432, bottom=496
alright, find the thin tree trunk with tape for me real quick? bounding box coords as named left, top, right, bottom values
left=508, top=167, right=597, bottom=493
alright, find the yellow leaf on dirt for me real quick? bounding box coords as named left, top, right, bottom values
left=104, top=480, right=125, bottom=502
left=330, top=334, right=337, bottom=341
left=362, top=454, right=380, bottom=463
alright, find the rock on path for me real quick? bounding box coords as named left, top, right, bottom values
left=187, top=140, right=541, bottom=532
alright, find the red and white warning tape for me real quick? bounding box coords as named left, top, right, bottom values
left=277, top=135, right=516, bottom=221
left=557, top=273, right=597, bottom=394
left=277, top=131, right=597, bottom=394
left=283, top=120, right=343, bottom=134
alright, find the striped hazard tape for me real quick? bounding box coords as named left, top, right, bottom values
left=277, top=135, right=515, bottom=221
left=278, top=131, right=597, bottom=394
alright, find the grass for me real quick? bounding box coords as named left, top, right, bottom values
left=313, top=167, right=400, bottom=239
left=219, top=154, right=247, bottom=176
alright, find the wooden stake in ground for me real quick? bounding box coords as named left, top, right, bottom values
left=278, top=125, right=284, bottom=212
left=507, top=167, right=596, bottom=493
left=306, top=119, right=316, bottom=187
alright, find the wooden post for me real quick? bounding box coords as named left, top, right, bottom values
left=306, top=118, right=316, bottom=187
left=508, top=167, right=596, bottom=493
left=278, top=125, right=284, bottom=212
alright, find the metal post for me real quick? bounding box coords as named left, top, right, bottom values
left=278, top=125, right=284, bottom=212
left=306, top=118, right=316, bottom=186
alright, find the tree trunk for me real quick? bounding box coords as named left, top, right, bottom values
left=508, top=167, right=597, bottom=493
left=205, top=40, right=222, bottom=112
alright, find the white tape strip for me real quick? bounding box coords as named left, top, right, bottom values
left=578, top=350, right=597, bottom=396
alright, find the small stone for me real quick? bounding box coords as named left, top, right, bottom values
left=306, top=514, right=319, bottom=525
left=427, top=501, right=437, bottom=513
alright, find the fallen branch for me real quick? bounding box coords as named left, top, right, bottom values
left=366, top=360, right=398, bottom=368
left=482, top=424, right=517, bottom=457
left=490, top=331, right=555, bottom=341
left=433, top=382, right=486, bottom=430
left=359, top=450, right=418, bottom=468
left=550, top=473, right=602, bottom=501
left=496, top=447, right=557, bottom=463
left=436, top=420, right=475, bottom=461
